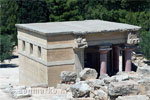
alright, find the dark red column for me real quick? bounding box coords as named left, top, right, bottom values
left=123, top=48, right=132, bottom=72
left=112, top=45, right=120, bottom=74
left=99, top=47, right=111, bottom=76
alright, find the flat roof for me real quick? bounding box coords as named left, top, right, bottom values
left=16, top=20, right=141, bottom=36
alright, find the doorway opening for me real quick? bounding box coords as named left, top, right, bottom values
left=84, top=46, right=113, bottom=77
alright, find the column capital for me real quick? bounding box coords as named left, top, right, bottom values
left=99, top=46, right=112, bottom=54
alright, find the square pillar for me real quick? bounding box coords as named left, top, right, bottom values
left=74, top=48, right=84, bottom=77
left=99, top=46, right=111, bottom=76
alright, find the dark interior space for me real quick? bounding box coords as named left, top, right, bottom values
left=84, top=46, right=115, bottom=77
left=84, top=46, right=100, bottom=77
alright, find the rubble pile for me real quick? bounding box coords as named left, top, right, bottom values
left=1, top=67, right=150, bottom=100
left=57, top=67, right=150, bottom=100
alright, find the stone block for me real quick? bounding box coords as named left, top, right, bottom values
left=70, top=81, right=92, bottom=98
left=60, top=71, right=77, bottom=83
left=108, top=81, right=139, bottom=96
left=79, top=68, right=98, bottom=81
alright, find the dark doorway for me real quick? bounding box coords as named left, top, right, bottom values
left=84, top=46, right=113, bottom=77
left=84, top=46, right=100, bottom=77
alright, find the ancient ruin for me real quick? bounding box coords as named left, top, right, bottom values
left=15, top=20, right=141, bottom=87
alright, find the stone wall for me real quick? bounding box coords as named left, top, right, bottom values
left=19, top=54, right=48, bottom=85
left=18, top=29, right=76, bottom=87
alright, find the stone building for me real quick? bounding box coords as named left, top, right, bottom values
left=16, top=20, right=141, bottom=86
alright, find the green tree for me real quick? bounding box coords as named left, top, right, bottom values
left=17, top=0, right=49, bottom=23
left=46, top=0, right=83, bottom=21
left=140, top=31, right=150, bottom=60
left=0, top=35, right=14, bottom=62
left=0, top=0, right=19, bottom=43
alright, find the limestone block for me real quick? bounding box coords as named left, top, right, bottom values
left=47, top=35, right=74, bottom=45
left=47, top=65, right=74, bottom=87
left=85, top=79, right=105, bottom=89
left=47, top=48, right=74, bottom=62
left=90, top=89, right=108, bottom=100
left=138, top=78, right=150, bottom=94
left=12, top=93, right=31, bottom=99
left=137, top=66, right=150, bottom=76
left=19, top=55, right=48, bottom=86
left=112, top=72, right=129, bottom=82
left=103, top=76, right=117, bottom=85
left=70, top=81, right=92, bottom=98
left=108, top=81, right=139, bottom=96
left=60, top=71, right=77, bottom=83
left=99, top=74, right=109, bottom=80
left=79, top=68, right=98, bottom=81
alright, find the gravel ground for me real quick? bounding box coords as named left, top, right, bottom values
left=0, top=54, right=67, bottom=100
left=0, top=54, right=19, bottom=100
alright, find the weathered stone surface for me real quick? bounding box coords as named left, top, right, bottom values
left=31, top=83, right=48, bottom=88
left=79, top=68, right=98, bottom=81
left=116, top=95, right=150, bottom=100
left=113, top=72, right=129, bottom=82
left=90, top=89, right=108, bottom=100
left=61, top=71, right=77, bottom=83
left=138, top=78, right=150, bottom=94
left=128, top=72, right=142, bottom=80
left=103, top=76, right=117, bottom=85
left=85, top=79, right=105, bottom=89
left=137, top=66, right=150, bottom=76
left=146, top=91, right=150, bottom=98
left=108, top=81, right=139, bottom=96
left=70, top=81, right=92, bottom=98
left=56, top=83, right=72, bottom=91
left=99, top=74, right=109, bottom=80
left=16, top=20, right=141, bottom=36
left=12, top=93, right=31, bottom=99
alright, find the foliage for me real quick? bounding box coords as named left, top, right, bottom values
left=17, top=0, right=49, bottom=23
left=0, top=0, right=19, bottom=42
left=46, top=0, right=83, bottom=21
left=0, top=35, right=14, bottom=62
left=0, top=0, right=49, bottom=44
left=0, top=0, right=150, bottom=60
left=140, top=31, right=150, bottom=60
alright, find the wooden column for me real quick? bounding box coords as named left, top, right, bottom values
left=122, top=47, right=133, bottom=72
left=99, top=47, right=111, bottom=75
